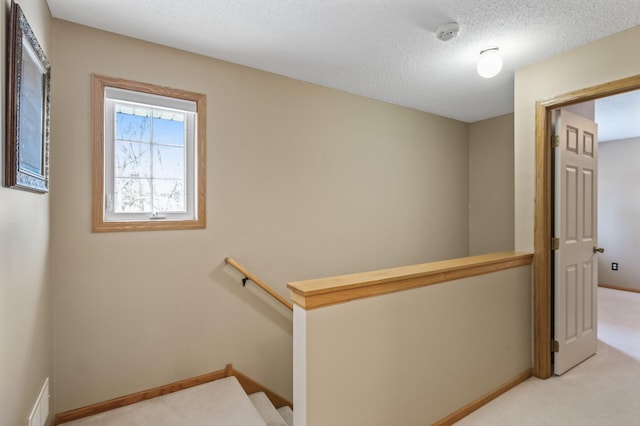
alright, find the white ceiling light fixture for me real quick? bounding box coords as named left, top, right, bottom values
left=477, top=47, right=503, bottom=78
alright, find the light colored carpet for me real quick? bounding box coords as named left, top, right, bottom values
left=248, top=392, right=287, bottom=426
left=456, top=287, right=640, bottom=425
left=277, top=406, right=293, bottom=426
left=60, top=376, right=267, bottom=426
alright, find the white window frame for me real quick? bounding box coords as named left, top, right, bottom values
left=92, top=75, right=206, bottom=232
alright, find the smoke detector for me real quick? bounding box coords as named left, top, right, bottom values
left=436, top=22, right=460, bottom=42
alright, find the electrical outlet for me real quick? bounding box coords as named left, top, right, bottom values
left=612, top=262, right=618, bottom=271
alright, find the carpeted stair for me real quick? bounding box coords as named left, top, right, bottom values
left=60, top=376, right=293, bottom=425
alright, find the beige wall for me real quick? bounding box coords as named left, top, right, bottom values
left=0, top=1, right=53, bottom=425
left=297, top=266, right=532, bottom=426
left=469, top=113, right=514, bottom=255
left=50, top=20, right=470, bottom=411
left=598, top=138, right=640, bottom=291
left=515, top=25, right=640, bottom=251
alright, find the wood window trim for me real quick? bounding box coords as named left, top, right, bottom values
left=91, top=74, right=206, bottom=232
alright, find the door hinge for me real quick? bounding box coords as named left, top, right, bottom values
left=551, top=340, right=560, bottom=353
left=552, top=238, right=560, bottom=250
left=553, top=135, right=560, bottom=148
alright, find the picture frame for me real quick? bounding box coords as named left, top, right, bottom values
left=5, top=0, right=51, bottom=193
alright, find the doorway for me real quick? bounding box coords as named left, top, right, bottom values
left=533, top=74, right=640, bottom=379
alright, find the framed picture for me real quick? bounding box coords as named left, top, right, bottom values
left=5, top=0, right=51, bottom=193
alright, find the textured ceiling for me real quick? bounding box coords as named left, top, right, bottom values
left=46, top=0, right=640, bottom=123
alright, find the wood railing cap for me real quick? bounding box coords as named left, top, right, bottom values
left=287, top=251, right=533, bottom=310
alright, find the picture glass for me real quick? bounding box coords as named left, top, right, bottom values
left=18, top=39, right=46, bottom=176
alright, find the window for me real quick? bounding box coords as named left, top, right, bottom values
left=92, top=75, right=206, bottom=232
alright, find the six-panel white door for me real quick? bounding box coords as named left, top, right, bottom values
left=554, top=109, right=599, bottom=375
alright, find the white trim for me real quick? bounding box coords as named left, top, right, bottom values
left=293, top=305, right=307, bottom=426
left=105, top=86, right=196, bottom=112
left=103, top=90, right=197, bottom=223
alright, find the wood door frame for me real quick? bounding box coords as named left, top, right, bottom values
left=533, top=74, right=640, bottom=378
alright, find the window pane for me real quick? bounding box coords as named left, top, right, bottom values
left=116, top=111, right=151, bottom=142
left=153, top=179, right=185, bottom=212
left=153, top=115, right=185, bottom=146
left=115, top=141, right=151, bottom=178
left=114, top=178, right=151, bottom=213
left=152, top=145, right=184, bottom=179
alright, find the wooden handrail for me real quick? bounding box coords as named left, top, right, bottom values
left=224, top=257, right=293, bottom=311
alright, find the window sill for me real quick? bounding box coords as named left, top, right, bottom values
left=92, top=217, right=205, bottom=232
